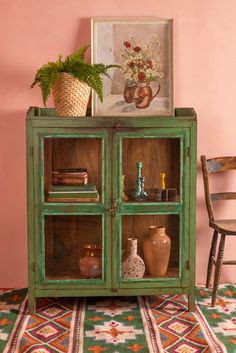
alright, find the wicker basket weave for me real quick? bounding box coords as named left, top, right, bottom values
left=52, top=73, right=91, bottom=117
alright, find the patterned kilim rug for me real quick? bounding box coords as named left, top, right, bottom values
left=196, top=284, right=236, bottom=353
left=0, top=286, right=234, bottom=353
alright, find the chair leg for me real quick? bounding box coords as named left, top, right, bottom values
left=206, top=230, right=218, bottom=288
left=211, top=233, right=225, bottom=307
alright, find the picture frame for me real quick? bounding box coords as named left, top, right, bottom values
left=91, top=17, right=174, bottom=117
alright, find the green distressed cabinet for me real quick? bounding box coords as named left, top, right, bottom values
left=26, top=107, right=197, bottom=314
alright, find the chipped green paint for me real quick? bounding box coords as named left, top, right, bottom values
left=26, top=107, right=197, bottom=314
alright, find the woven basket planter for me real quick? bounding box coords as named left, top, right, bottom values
left=52, top=73, right=91, bottom=117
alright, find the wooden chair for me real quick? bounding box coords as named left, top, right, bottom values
left=201, top=156, right=236, bottom=306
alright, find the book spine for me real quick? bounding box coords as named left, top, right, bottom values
left=52, top=177, right=88, bottom=185
left=47, top=197, right=99, bottom=203
left=52, top=172, right=88, bottom=178
left=48, top=192, right=98, bottom=198
left=51, top=184, right=96, bottom=192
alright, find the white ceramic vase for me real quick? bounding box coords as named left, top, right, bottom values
left=122, top=238, right=145, bottom=279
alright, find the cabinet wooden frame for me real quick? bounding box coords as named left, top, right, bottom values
left=26, top=107, right=197, bottom=314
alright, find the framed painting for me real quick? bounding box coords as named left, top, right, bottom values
left=91, top=17, right=174, bottom=117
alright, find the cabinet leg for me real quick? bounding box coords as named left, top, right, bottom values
left=28, top=294, right=36, bottom=315
left=188, top=291, right=196, bottom=312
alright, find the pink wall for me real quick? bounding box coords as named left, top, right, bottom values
left=0, top=0, right=235, bottom=287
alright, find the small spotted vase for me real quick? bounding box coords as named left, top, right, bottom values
left=122, top=238, right=145, bottom=279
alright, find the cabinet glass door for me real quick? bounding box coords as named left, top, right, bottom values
left=121, top=214, right=180, bottom=280
left=44, top=215, right=104, bottom=281
left=121, top=137, right=180, bottom=203
left=43, top=137, right=102, bottom=203
left=113, top=130, right=189, bottom=288
left=34, top=130, right=110, bottom=287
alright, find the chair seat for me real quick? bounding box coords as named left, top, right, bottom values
left=210, top=219, right=236, bottom=234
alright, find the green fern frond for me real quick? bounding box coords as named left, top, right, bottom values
left=93, top=63, right=121, bottom=75
left=31, top=46, right=121, bottom=105
left=104, top=64, right=121, bottom=70
left=85, top=74, right=103, bottom=101
left=69, top=45, right=89, bottom=62
left=40, top=66, right=60, bottom=105
left=57, top=54, right=63, bottom=63
left=63, top=46, right=89, bottom=70
left=68, top=62, right=103, bottom=100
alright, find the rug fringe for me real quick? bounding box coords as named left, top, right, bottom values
left=138, top=296, right=164, bottom=353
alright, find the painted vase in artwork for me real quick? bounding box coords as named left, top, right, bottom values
left=143, top=226, right=171, bottom=276
left=133, top=83, right=161, bottom=109
left=123, top=81, right=137, bottom=103
left=122, top=238, right=145, bottom=279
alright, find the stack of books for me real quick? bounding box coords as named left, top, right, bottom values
left=47, top=183, right=99, bottom=202
left=48, top=168, right=99, bottom=202
left=52, top=168, right=88, bottom=186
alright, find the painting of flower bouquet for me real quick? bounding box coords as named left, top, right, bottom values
left=122, top=37, right=165, bottom=109
left=91, top=18, right=174, bottom=117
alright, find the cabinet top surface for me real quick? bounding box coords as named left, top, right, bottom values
left=26, top=107, right=197, bottom=127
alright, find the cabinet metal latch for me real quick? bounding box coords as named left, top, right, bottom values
left=103, top=201, right=118, bottom=215
left=111, top=199, right=118, bottom=215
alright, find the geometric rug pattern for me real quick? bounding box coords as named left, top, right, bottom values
left=0, top=288, right=28, bottom=353
left=196, top=284, right=236, bottom=353
left=0, top=287, right=230, bottom=353
left=149, top=294, right=227, bottom=352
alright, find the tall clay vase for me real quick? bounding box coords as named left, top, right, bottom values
left=122, top=238, right=145, bottom=279
left=143, top=226, right=171, bottom=276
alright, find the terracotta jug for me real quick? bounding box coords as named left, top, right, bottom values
left=122, top=238, right=145, bottom=279
left=143, top=226, right=171, bottom=276
left=133, top=83, right=160, bottom=109
left=79, top=243, right=102, bottom=278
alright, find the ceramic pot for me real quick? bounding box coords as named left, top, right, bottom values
left=143, top=226, right=171, bottom=276
left=122, top=238, right=145, bottom=279
left=79, top=243, right=102, bottom=278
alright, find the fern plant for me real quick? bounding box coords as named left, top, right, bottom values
left=31, top=46, right=120, bottom=106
